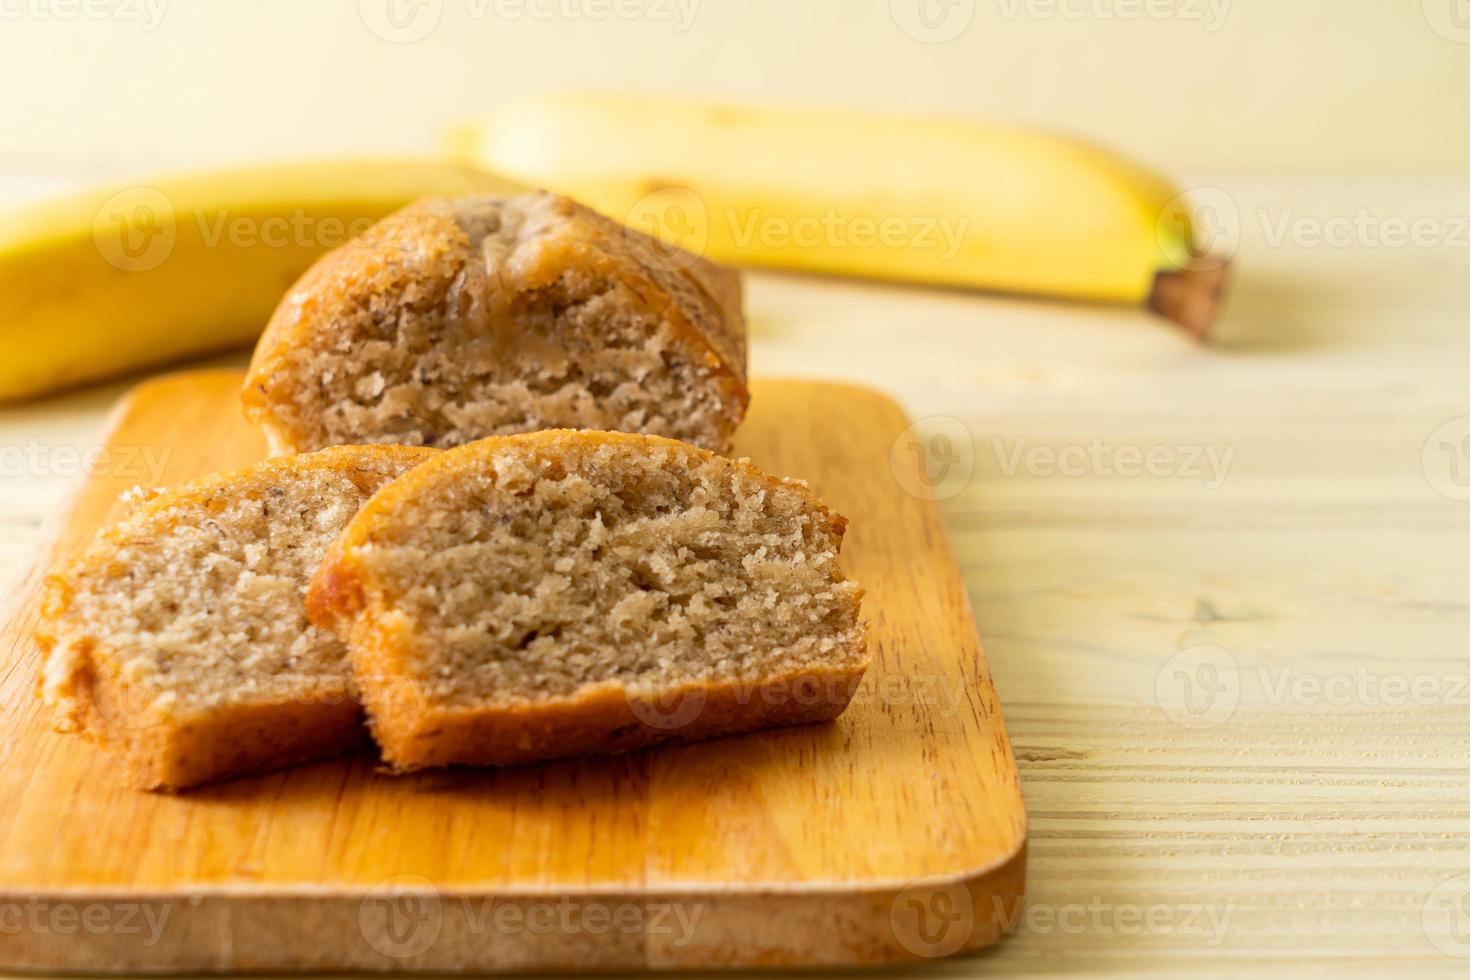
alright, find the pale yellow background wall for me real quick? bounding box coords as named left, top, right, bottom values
left=1, top=0, right=1467, bottom=178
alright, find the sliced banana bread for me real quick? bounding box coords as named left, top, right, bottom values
left=36, top=444, right=435, bottom=790
left=243, top=191, right=747, bottom=455
left=307, top=430, right=867, bottom=771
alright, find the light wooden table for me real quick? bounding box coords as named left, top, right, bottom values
left=2, top=175, right=1468, bottom=976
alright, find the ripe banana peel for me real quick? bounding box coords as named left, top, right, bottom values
left=446, top=93, right=1225, bottom=337
left=0, top=159, right=526, bottom=402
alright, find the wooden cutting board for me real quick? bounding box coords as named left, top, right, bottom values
left=0, top=369, right=1025, bottom=973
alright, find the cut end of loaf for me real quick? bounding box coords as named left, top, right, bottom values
left=243, top=191, right=749, bottom=455
left=309, top=430, right=868, bottom=771
left=36, top=444, right=434, bottom=790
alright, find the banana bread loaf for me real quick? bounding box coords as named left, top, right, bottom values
left=243, top=192, right=747, bottom=455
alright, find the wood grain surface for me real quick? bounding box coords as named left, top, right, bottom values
left=0, top=369, right=1025, bottom=973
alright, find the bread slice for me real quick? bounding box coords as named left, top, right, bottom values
left=307, top=430, right=868, bottom=771
left=36, top=445, right=435, bottom=790
left=242, top=191, right=748, bottom=456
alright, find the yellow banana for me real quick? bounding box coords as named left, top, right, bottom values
left=0, top=159, right=525, bottom=402
left=446, top=92, right=1206, bottom=317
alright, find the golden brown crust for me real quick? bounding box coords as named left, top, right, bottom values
left=36, top=444, right=436, bottom=791
left=501, top=193, right=747, bottom=389
left=307, top=430, right=866, bottom=772
left=242, top=191, right=748, bottom=454
left=359, top=667, right=867, bottom=773
left=69, top=672, right=365, bottom=791
left=302, top=541, right=364, bottom=635
left=311, top=429, right=845, bottom=562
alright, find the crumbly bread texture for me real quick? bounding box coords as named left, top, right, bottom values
left=243, top=191, right=748, bottom=455
left=307, top=430, right=868, bottom=771
left=36, top=445, right=435, bottom=791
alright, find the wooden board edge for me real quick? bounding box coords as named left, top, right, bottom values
left=801, top=374, right=1031, bottom=861
left=0, top=843, right=1026, bottom=972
